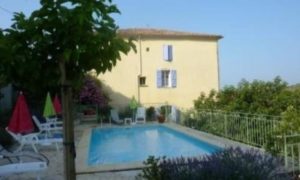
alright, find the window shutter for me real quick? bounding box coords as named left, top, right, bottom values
left=163, top=45, right=173, bottom=61
left=156, top=70, right=162, bottom=88
left=171, top=70, right=177, bottom=88
left=168, top=45, right=173, bottom=61
left=163, top=45, right=168, bottom=61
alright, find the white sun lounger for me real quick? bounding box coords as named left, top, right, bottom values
left=32, top=115, right=62, bottom=136
left=0, top=150, right=48, bottom=179
left=110, top=109, right=124, bottom=124
left=0, top=129, right=48, bottom=179
left=6, top=128, right=63, bottom=153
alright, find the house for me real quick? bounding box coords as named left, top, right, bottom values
left=98, top=28, right=222, bottom=110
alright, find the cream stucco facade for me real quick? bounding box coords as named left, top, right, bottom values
left=98, top=28, right=222, bottom=110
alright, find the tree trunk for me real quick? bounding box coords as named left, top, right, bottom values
left=59, top=59, right=76, bottom=180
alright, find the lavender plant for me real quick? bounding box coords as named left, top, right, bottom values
left=137, top=147, right=289, bottom=180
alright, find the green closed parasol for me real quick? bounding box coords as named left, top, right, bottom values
left=43, top=92, right=55, bottom=117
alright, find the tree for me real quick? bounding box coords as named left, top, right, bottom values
left=194, top=77, right=300, bottom=116
left=279, top=106, right=300, bottom=134
left=194, top=90, right=218, bottom=110
left=0, top=0, right=134, bottom=179
left=0, top=31, right=8, bottom=95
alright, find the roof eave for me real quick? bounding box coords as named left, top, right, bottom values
left=118, top=33, right=223, bottom=41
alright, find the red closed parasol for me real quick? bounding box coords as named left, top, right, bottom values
left=7, top=92, right=34, bottom=134
left=53, top=94, right=62, bottom=115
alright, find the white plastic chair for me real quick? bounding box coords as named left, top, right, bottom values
left=135, top=107, right=146, bottom=124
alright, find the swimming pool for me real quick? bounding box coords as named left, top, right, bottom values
left=88, top=125, right=220, bottom=165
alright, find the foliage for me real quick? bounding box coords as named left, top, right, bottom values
left=194, top=77, right=300, bottom=116
left=287, top=83, right=300, bottom=91
left=137, top=156, right=165, bottom=180
left=193, top=90, right=218, bottom=110
left=137, top=147, right=289, bottom=180
left=279, top=106, right=300, bottom=134
left=1, top=1, right=134, bottom=177
left=0, top=32, right=8, bottom=100
left=78, top=75, right=109, bottom=108
left=182, top=110, right=202, bottom=129
left=160, top=105, right=172, bottom=116
left=0, top=32, right=8, bottom=91
left=193, top=77, right=300, bottom=139
left=146, top=106, right=156, bottom=121
left=0, top=0, right=135, bottom=98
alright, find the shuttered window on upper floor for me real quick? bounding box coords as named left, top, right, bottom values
left=163, top=45, right=173, bottom=61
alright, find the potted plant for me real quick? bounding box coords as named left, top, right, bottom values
left=157, top=105, right=172, bottom=123
left=157, top=115, right=165, bottom=123
left=157, top=106, right=166, bottom=123
left=146, top=106, right=156, bottom=121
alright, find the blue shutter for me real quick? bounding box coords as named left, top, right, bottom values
left=163, top=45, right=168, bottom=61
left=168, top=45, right=173, bottom=61
left=157, top=70, right=162, bottom=88
left=163, top=45, right=173, bottom=61
left=171, top=70, right=177, bottom=88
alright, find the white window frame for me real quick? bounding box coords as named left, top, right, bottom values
left=157, top=69, right=177, bottom=88
left=161, top=70, right=171, bottom=87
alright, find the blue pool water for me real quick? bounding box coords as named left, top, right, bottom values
left=88, top=125, right=220, bottom=165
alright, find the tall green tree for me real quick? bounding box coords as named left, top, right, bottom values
left=194, top=77, right=300, bottom=116
left=0, top=31, right=8, bottom=91
left=1, top=0, right=134, bottom=179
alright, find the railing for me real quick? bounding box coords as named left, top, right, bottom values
left=283, top=134, right=300, bottom=175
left=183, top=110, right=280, bottom=147
left=182, top=110, right=300, bottom=174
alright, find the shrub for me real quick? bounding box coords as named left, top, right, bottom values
left=78, top=75, right=109, bottom=107
left=137, top=147, right=289, bottom=180
left=160, top=105, right=172, bottom=117
left=193, top=77, right=300, bottom=116
left=146, top=106, right=156, bottom=121
left=279, top=106, right=300, bottom=134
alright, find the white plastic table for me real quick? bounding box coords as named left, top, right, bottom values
left=124, top=117, right=132, bottom=125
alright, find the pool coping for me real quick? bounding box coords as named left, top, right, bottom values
left=75, top=122, right=260, bottom=174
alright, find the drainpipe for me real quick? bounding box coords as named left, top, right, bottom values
left=137, top=35, right=142, bottom=103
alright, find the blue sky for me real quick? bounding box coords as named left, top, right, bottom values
left=1, top=0, right=299, bottom=87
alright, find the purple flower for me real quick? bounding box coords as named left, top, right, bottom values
left=79, top=76, right=109, bottom=108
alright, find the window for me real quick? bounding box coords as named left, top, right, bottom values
left=161, top=70, right=170, bottom=87
left=157, top=70, right=177, bottom=88
left=163, top=45, right=173, bottom=61
left=139, top=76, right=146, bottom=86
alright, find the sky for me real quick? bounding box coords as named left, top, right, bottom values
left=0, top=0, right=299, bottom=87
